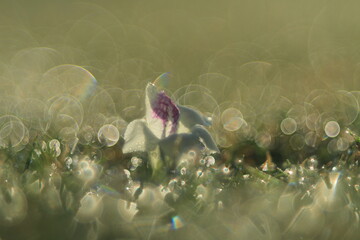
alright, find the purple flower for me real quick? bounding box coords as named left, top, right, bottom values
left=123, top=80, right=219, bottom=155
left=146, top=83, right=180, bottom=139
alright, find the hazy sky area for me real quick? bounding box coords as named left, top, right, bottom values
left=0, top=0, right=359, bottom=149
left=1, top=0, right=358, bottom=92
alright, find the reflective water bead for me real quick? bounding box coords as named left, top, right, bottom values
left=131, top=157, right=142, bottom=168
left=222, top=166, right=230, bottom=175
left=168, top=178, right=178, bottom=191
left=305, top=156, right=318, bottom=171
left=49, top=139, right=61, bottom=157
left=65, top=157, right=72, bottom=169
left=205, top=156, right=215, bottom=167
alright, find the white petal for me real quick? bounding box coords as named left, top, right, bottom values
left=178, top=105, right=211, bottom=131
left=158, top=125, right=219, bottom=166
left=122, top=119, right=159, bottom=153
left=191, top=125, right=219, bottom=153
left=159, top=132, right=204, bottom=167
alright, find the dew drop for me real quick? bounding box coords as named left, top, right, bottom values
left=131, top=157, right=142, bottom=168
left=65, top=157, right=72, bottom=169
left=180, top=167, right=187, bottom=175
left=205, top=156, right=215, bottom=167
left=49, top=139, right=61, bottom=157
left=222, top=166, right=230, bottom=175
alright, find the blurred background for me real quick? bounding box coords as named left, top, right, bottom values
left=1, top=0, right=360, bottom=155
left=0, top=0, right=360, bottom=239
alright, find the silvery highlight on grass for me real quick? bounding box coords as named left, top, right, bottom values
left=1, top=0, right=360, bottom=240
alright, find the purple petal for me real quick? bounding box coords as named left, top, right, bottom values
left=145, top=83, right=180, bottom=139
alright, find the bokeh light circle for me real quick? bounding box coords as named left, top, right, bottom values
left=280, top=117, right=297, bottom=135
left=221, top=107, right=245, bottom=132
left=324, top=121, right=340, bottom=138
left=97, top=124, right=120, bottom=147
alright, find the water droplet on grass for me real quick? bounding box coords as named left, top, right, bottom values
left=49, top=139, right=61, bottom=157
left=180, top=167, right=186, bottom=175
left=65, top=157, right=72, bottom=169
left=204, top=156, right=215, bottom=167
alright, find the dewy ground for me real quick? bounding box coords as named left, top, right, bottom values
left=0, top=0, right=359, bottom=239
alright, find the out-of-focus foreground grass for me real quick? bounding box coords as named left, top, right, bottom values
left=0, top=0, right=360, bottom=239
